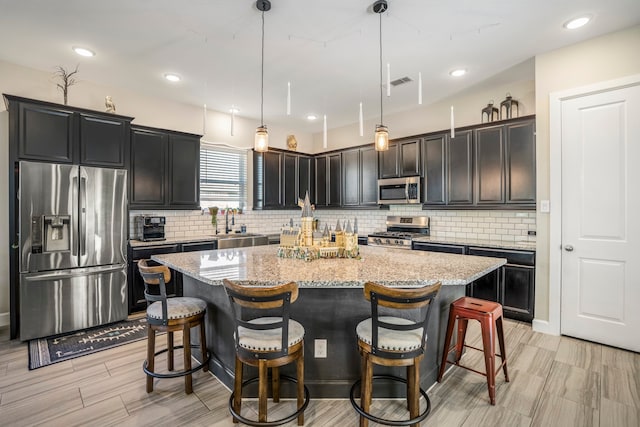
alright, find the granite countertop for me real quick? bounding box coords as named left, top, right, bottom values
left=411, top=235, right=536, bottom=251
left=152, top=245, right=506, bottom=289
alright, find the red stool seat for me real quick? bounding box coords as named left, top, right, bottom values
left=437, top=297, right=509, bottom=405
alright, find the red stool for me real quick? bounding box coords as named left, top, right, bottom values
left=437, top=297, right=509, bottom=405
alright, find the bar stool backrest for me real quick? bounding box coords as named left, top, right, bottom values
left=363, top=281, right=442, bottom=359
left=138, top=259, right=172, bottom=325
left=223, top=279, right=299, bottom=360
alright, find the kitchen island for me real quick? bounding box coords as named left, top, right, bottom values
left=153, top=245, right=505, bottom=397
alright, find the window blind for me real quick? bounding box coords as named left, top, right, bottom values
left=200, top=143, right=247, bottom=209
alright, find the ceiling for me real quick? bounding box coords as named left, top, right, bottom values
left=1, top=1, right=639, bottom=133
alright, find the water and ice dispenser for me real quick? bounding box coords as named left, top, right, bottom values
left=31, top=215, right=71, bottom=254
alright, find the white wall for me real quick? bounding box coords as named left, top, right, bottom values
left=534, top=25, right=640, bottom=322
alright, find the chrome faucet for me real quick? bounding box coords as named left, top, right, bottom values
left=225, top=209, right=231, bottom=234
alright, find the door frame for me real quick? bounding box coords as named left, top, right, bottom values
left=547, top=73, right=640, bottom=336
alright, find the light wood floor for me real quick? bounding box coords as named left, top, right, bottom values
left=1, top=319, right=638, bottom=426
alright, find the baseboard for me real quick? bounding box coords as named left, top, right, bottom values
left=532, top=319, right=558, bottom=336
left=0, top=312, right=9, bottom=327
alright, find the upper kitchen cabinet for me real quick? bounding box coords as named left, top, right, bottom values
left=448, top=130, right=474, bottom=205
left=378, top=138, right=421, bottom=179
left=505, top=120, right=536, bottom=204
left=130, top=125, right=201, bottom=210
left=474, top=118, right=536, bottom=207
left=422, top=116, right=535, bottom=209
left=342, top=145, right=379, bottom=207
left=253, top=149, right=314, bottom=209
left=314, top=152, right=341, bottom=208
left=423, top=134, right=447, bottom=205
left=4, top=94, right=132, bottom=167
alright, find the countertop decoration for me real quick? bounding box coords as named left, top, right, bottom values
left=278, top=192, right=359, bottom=261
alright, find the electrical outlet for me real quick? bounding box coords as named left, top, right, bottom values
left=528, top=230, right=536, bottom=236
left=314, top=339, right=327, bottom=358
left=540, top=200, right=550, bottom=213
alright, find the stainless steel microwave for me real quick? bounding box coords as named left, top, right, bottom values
left=377, top=176, right=421, bottom=205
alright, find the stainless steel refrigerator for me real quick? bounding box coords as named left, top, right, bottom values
left=18, top=161, right=128, bottom=341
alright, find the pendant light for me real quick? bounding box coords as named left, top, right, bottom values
left=373, top=0, right=389, bottom=151
left=254, top=0, right=271, bottom=152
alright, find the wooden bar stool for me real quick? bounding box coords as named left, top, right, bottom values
left=138, top=259, right=210, bottom=394
left=223, top=279, right=309, bottom=426
left=437, top=297, right=509, bottom=405
left=350, top=281, right=441, bottom=427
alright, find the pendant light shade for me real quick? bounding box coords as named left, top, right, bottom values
left=255, top=125, right=268, bottom=151
left=254, top=0, right=271, bottom=152
left=373, top=0, right=389, bottom=151
left=375, top=125, right=389, bottom=151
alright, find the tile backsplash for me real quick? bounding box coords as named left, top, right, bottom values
left=130, top=205, right=536, bottom=243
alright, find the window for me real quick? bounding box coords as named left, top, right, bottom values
left=200, top=142, right=248, bottom=210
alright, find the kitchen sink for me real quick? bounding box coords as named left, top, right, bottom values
left=216, top=233, right=269, bottom=249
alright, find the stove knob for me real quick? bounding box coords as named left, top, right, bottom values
left=374, top=238, right=382, bottom=244
left=385, top=238, right=391, bottom=245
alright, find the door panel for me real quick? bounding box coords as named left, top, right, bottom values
left=561, top=83, right=640, bottom=352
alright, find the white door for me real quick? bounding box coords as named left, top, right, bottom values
left=560, top=83, right=640, bottom=352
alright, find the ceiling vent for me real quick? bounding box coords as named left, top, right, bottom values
left=390, top=76, right=413, bottom=87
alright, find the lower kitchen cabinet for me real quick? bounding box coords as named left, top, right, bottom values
left=127, top=240, right=217, bottom=313
left=413, top=242, right=535, bottom=322
left=467, top=247, right=535, bottom=322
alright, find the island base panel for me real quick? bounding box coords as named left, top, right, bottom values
left=183, top=276, right=465, bottom=398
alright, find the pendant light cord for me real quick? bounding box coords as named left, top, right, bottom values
left=379, top=11, right=384, bottom=126
left=260, top=9, right=265, bottom=127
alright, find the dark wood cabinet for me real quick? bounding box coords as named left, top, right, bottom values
left=412, top=241, right=466, bottom=254
left=475, top=125, right=505, bottom=204
left=422, top=117, right=535, bottom=209
left=466, top=247, right=535, bottom=322
left=130, top=125, right=201, bottom=210
left=342, top=148, right=360, bottom=206
left=360, top=146, right=378, bottom=206
left=448, top=130, right=474, bottom=204
left=5, top=95, right=132, bottom=167
left=131, top=128, right=167, bottom=207
left=79, top=114, right=129, bottom=168
left=298, top=155, right=314, bottom=202
left=254, top=150, right=315, bottom=209
left=474, top=120, right=536, bottom=206
left=378, top=138, right=421, bottom=178
left=506, top=120, right=536, bottom=204
left=423, top=134, right=447, bottom=205
left=315, top=156, right=328, bottom=206
left=168, top=134, right=200, bottom=207
left=128, top=244, right=181, bottom=314
left=328, top=153, right=342, bottom=207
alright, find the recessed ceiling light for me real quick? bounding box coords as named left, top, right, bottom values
left=564, top=15, right=591, bottom=30
left=164, top=73, right=181, bottom=82
left=72, top=47, right=95, bottom=57
left=449, top=69, right=467, bottom=77
left=307, top=114, right=318, bottom=121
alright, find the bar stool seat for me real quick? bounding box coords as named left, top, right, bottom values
left=350, top=281, right=441, bottom=427
left=437, top=296, right=509, bottom=405
left=138, top=259, right=210, bottom=395
left=223, top=279, right=310, bottom=426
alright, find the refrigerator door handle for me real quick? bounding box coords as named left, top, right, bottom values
left=80, top=175, right=87, bottom=257
left=72, top=174, right=79, bottom=257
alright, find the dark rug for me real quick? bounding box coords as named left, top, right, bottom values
left=28, top=318, right=148, bottom=370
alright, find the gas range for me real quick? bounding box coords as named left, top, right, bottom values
left=367, top=216, right=430, bottom=250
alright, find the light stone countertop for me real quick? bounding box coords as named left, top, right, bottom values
left=130, top=236, right=220, bottom=248
left=152, top=245, right=506, bottom=288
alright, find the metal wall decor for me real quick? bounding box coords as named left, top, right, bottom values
left=481, top=101, right=500, bottom=123
left=500, top=93, right=519, bottom=119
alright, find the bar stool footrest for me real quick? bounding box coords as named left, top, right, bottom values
left=143, top=346, right=210, bottom=379
left=349, top=374, right=431, bottom=426
left=229, top=374, right=310, bottom=427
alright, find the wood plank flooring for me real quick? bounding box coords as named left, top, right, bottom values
left=1, top=319, right=638, bottom=426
